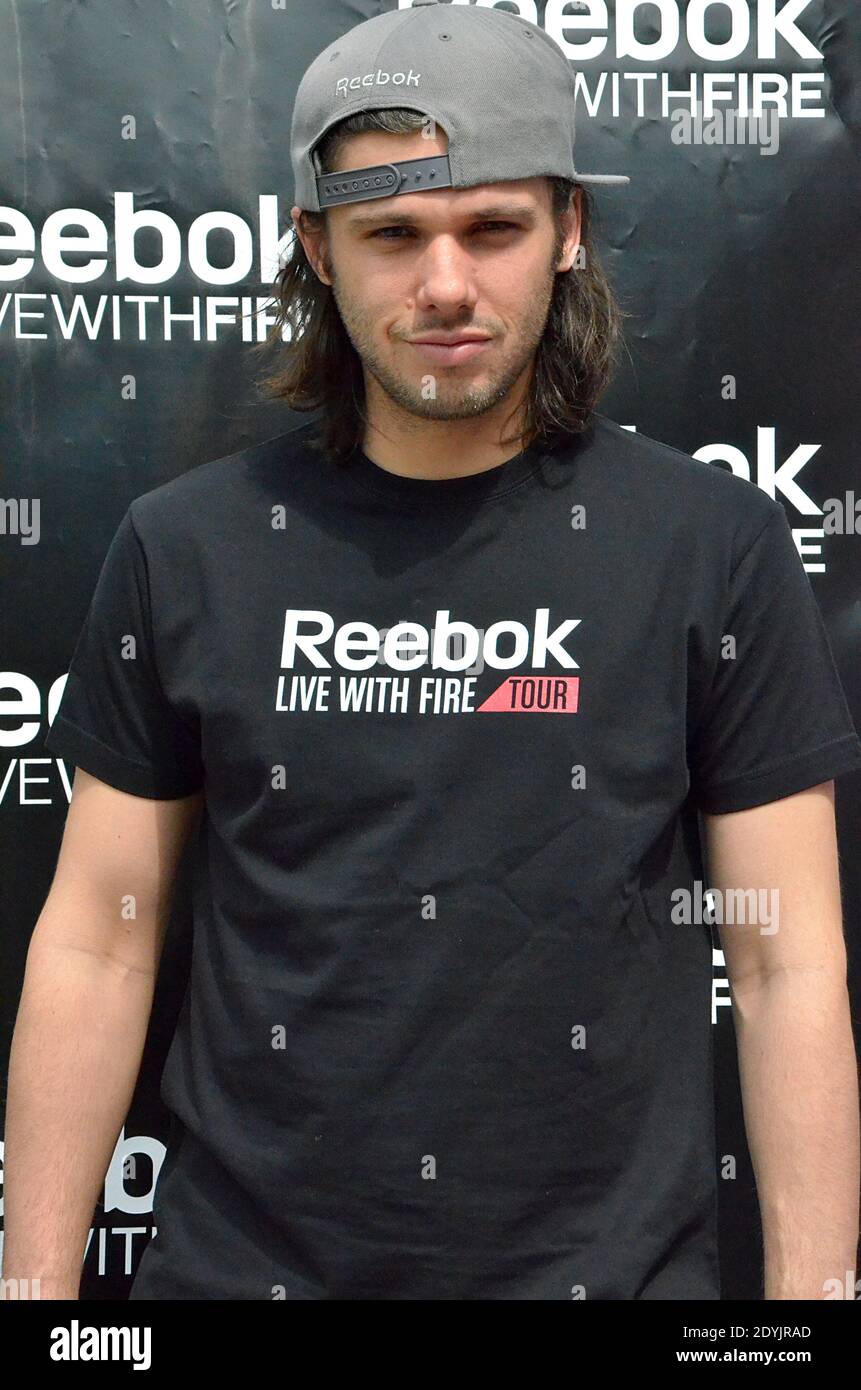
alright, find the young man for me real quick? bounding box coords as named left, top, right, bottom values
left=6, top=1, right=861, bottom=1300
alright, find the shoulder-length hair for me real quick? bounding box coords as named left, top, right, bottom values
left=252, top=108, right=626, bottom=463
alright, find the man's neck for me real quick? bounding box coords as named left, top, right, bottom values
left=361, top=385, right=533, bottom=481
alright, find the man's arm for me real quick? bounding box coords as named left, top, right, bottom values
left=1, top=768, right=203, bottom=1300
left=703, top=780, right=859, bottom=1300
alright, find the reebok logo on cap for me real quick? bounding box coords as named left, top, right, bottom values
left=335, top=69, right=421, bottom=99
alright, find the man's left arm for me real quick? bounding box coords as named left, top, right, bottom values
left=703, top=780, right=859, bottom=1300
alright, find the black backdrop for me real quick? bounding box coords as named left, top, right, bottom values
left=2, top=0, right=860, bottom=1301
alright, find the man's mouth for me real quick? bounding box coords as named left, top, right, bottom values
left=406, top=334, right=494, bottom=366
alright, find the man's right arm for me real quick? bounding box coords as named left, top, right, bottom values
left=1, top=767, right=203, bottom=1300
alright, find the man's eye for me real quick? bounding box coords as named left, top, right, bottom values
left=370, top=222, right=518, bottom=241
left=475, top=222, right=518, bottom=235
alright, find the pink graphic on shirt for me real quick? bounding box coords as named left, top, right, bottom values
left=477, top=675, right=580, bottom=713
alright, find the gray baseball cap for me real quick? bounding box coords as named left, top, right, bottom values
left=291, top=0, right=629, bottom=212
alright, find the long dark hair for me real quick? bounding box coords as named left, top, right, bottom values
left=252, top=108, right=626, bottom=463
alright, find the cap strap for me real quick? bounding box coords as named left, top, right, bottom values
left=316, top=153, right=453, bottom=208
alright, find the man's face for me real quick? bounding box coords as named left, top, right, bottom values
left=291, top=127, right=581, bottom=425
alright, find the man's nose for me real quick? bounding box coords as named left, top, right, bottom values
left=414, top=238, right=479, bottom=313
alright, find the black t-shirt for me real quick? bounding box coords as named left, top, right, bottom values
left=44, top=413, right=861, bottom=1300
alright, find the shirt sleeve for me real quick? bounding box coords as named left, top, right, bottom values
left=688, top=503, right=861, bottom=814
left=44, top=506, right=204, bottom=799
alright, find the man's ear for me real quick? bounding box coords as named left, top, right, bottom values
left=290, top=204, right=333, bottom=286
left=555, top=186, right=583, bottom=274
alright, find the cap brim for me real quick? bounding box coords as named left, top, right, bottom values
left=573, top=172, right=630, bottom=185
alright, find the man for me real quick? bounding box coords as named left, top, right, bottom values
left=5, top=0, right=860, bottom=1300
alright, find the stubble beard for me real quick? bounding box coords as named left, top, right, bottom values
left=328, top=256, right=558, bottom=425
